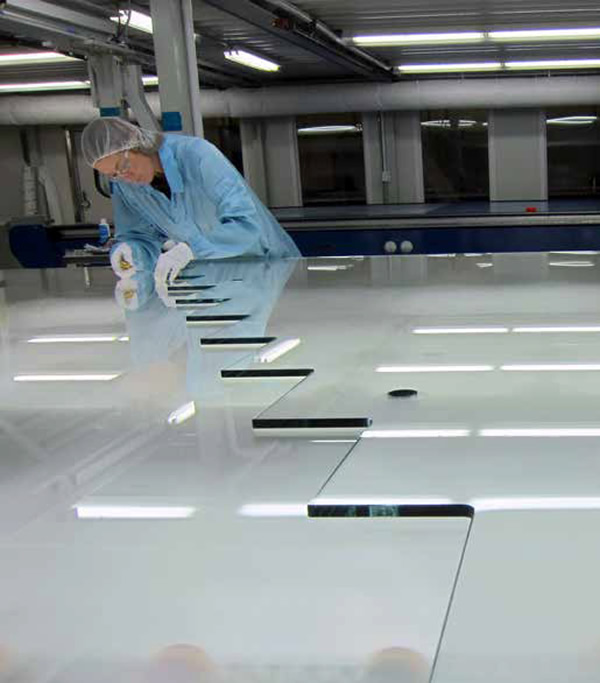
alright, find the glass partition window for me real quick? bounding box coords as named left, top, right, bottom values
left=204, top=117, right=243, bottom=174
left=421, top=110, right=489, bottom=202
left=547, top=107, right=600, bottom=198
left=297, top=113, right=366, bottom=206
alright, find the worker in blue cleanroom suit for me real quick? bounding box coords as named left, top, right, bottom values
left=81, top=117, right=300, bottom=285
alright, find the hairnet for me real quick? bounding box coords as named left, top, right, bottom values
left=81, top=117, right=161, bottom=167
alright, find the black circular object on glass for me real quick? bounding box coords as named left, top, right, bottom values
left=388, top=389, right=418, bottom=398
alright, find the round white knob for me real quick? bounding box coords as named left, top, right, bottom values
left=400, top=240, right=414, bottom=254
left=384, top=240, right=398, bottom=254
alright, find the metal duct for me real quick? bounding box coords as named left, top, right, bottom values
left=2, top=76, right=600, bottom=125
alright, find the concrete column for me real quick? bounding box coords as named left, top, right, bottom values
left=362, top=112, right=384, bottom=205
left=240, top=119, right=268, bottom=204
left=263, top=117, right=302, bottom=207
left=362, top=111, right=424, bottom=205
left=150, top=0, right=203, bottom=136
left=489, top=109, right=548, bottom=201
left=389, top=112, right=424, bottom=204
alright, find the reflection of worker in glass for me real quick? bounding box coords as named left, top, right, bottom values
left=81, top=117, right=299, bottom=286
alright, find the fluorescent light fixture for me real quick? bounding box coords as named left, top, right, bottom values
left=298, top=125, right=360, bottom=135
left=28, top=335, right=120, bottom=343
left=0, top=80, right=89, bottom=93
left=547, top=116, right=598, bottom=125
left=238, top=503, right=307, bottom=517
left=353, top=32, right=484, bottom=46
left=118, top=336, right=130, bottom=342
left=398, top=62, right=501, bottom=73
left=110, top=9, right=153, bottom=33
left=413, top=327, right=509, bottom=335
left=142, top=75, right=159, bottom=86
left=473, top=496, right=600, bottom=511
left=550, top=251, right=600, bottom=255
left=75, top=505, right=195, bottom=519
left=255, top=337, right=301, bottom=363
left=513, top=326, right=600, bottom=333
left=501, top=364, right=600, bottom=371
left=480, top=428, right=600, bottom=437
left=362, top=429, right=471, bottom=439
left=224, top=49, right=280, bottom=72
left=549, top=260, right=594, bottom=267
left=490, top=28, right=600, bottom=41
left=477, top=263, right=493, bottom=268
left=314, top=496, right=455, bottom=505
left=167, top=401, right=196, bottom=426
left=0, top=51, right=79, bottom=65
left=377, top=365, right=494, bottom=373
left=14, top=373, right=120, bottom=382
left=506, top=59, right=600, bottom=70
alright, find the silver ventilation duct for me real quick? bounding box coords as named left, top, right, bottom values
left=1, top=76, right=600, bottom=125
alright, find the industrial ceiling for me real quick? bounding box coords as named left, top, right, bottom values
left=2, top=0, right=600, bottom=89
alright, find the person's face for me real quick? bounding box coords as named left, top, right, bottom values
left=95, top=149, right=156, bottom=184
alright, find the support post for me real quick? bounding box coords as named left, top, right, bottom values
left=263, top=117, right=302, bottom=207
left=489, top=109, right=548, bottom=201
left=150, top=0, right=203, bottom=136
left=240, top=119, right=268, bottom=204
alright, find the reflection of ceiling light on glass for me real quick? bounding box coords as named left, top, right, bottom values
left=255, top=338, right=301, bottom=363
left=473, top=497, right=600, bottom=511
left=238, top=503, right=306, bottom=517
left=0, top=80, right=89, bottom=93
left=0, top=51, right=79, bottom=65
left=480, top=428, right=600, bottom=438
left=377, top=365, right=494, bottom=373
left=298, top=125, right=361, bottom=135
left=506, top=59, right=600, bottom=70
left=413, top=327, right=509, bottom=334
left=307, top=265, right=351, bottom=271
left=167, top=401, right=196, bottom=426
left=549, top=261, right=594, bottom=267
left=353, top=32, right=484, bottom=45
left=362, top=429, right=471, bottom=438
left=477, top=262, right=493, bottom=268
left=75, top=505, right=195, bottom=519
left=311, top=439, right=357, bottom=443
left=490, top=28, right=600, bottom=41
left=513, top=326, right=600, bottom=333
left=142, top=76, right=159, bottom=86
left=14, top=374, right=120, bottom=382
left=547, top=116, right=598, bottom=125
left=398, top=62, right=501, bottom=73
left=28, top=335, right=121, bottom=343
left=501, top=364, right=600, bottom=371
left=224, top=49, right=280, bottom=72
left=110, top=9, right=153, bottom=33
left=315, top=496, right=455, bottom=505
left=421, top=119, right=481, bottom=128
left=551, top=251, right=599, bottom=255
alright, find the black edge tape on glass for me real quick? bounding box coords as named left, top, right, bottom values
left=222, top=369, right=314, bottom=379
left=252, top=417, right=372, bottom=429
left=307, top=504, right=474, bottom=518
left=186, top=315, right=248, bottom=322
left=201, top=337, right=277, bottom=346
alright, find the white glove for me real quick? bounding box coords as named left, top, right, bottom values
left=114, top=278, right=140, bottom=310
left=110, top=243, right=136, bottom=279
left=154, top=242, right=194, bottom=286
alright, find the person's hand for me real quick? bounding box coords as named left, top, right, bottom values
left=110, top=242, right=136, bottom=278
left=154, top=242, right=194, bottom=286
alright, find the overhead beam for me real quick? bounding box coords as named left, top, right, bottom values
left=200, top=0, right=394, bottom=81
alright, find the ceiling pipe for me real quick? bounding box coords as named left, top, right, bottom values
left=3, top=76, right=600, bottom=125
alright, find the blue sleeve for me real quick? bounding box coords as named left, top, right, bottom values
left=111, top=183, right=163, bottom=268
left=185, top=142, right=265, bottom=259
